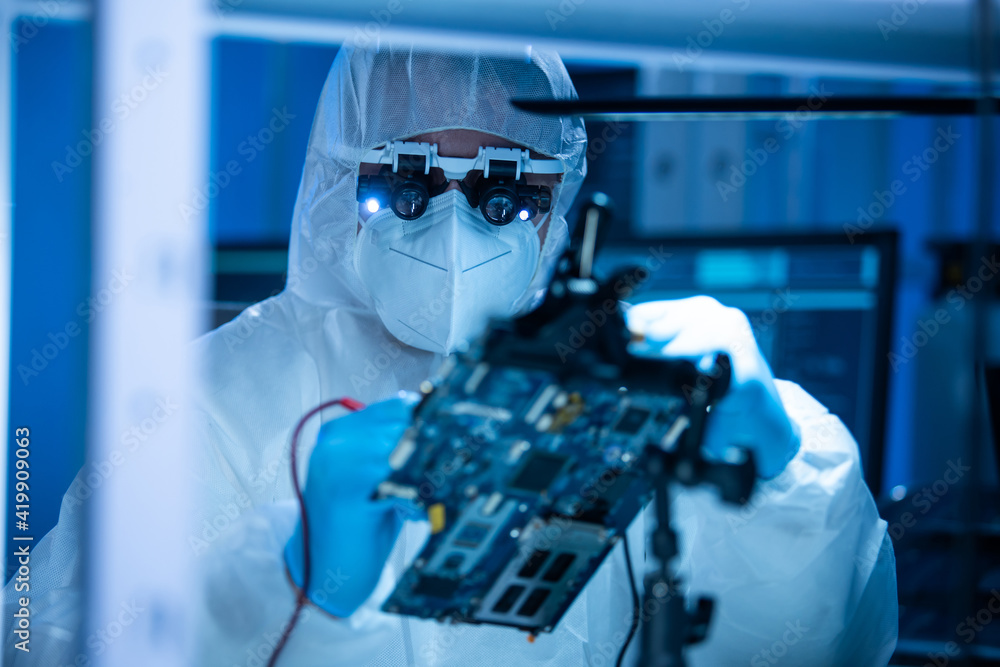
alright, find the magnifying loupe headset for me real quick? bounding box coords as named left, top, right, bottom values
left=356, top=140, right=565, bottom=226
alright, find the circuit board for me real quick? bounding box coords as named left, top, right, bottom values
left=376, top=356, right=694, bottom=634
left=374, top=194, right=749, bottom=638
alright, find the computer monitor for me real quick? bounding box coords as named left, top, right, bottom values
left=595, top=231, right=898, bottom=496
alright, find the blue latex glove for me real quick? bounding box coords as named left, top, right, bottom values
left=626, top=297, right=800, bottom=479
left=284, top=394, right=421, bottom=617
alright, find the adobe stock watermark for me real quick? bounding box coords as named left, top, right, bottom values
left=725, top=480, right=782, bottom=532
left=855, top=459, right=970, bottom=572
left=346, top=0, right=416, bottom=48
left=726, top=393, right=844, bottom=532
left=673, top=289, right=798, bottom=407
left=716, top=85, right=831, bottom=202
left=179, top=106, right=296, bottom=222
left=217, top=0, right=416, bottom=43
left=64, top=396, right=179, bottom=510
left=46, top=600, right=146, bottom=664
left=887, top=253, right=998, bottom=372
left=8, top=0, right=69, bottom=53
left=925, top=590, right=1000, bottom=667
left=546, top=0, right=587, bottom=31
left=419, top=621, right=472, bottom=664
left=586, top=121, right=626, bottom=163
left=346, top=280, right=459, bottom=392
left=748, top=289, right=798, bottom=335
left=844, top=125, right=960, bottom=244
left=349, top=338, right=407, bottom=394
left=236, top=568, right=348, bottom=667
left=586, top=611, right=648, bottom=667
left=241, top=394, right=371, bottom=505
left=672, top=0, right=752, bottom=71
left=586, top=571, right=685, bottom=666
left=16, top=268, right=134, bottom=385
left=877, top=0, right=931, bottom=41
left=212, top=0, right=244, bottom=18
left=220, top=241, right=331, bottom=353
left=750, top=620, right=810, bottom=666
left=414, top=425, right=495, bottom=501
left=64, top=600, right=144, bottom=665
left=51, top=67, right=169, bottom=183
left=188, top=493, right=253, bottom=556
left=514, top=454, right=642, bottom=561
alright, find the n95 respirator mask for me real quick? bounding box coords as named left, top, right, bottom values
left=354, top=189, right=542, bottom=354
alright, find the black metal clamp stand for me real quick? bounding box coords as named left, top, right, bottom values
left=639, top=377, right=756, bottom=667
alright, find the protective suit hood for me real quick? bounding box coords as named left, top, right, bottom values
left=287, top=44, right=588, bottom=320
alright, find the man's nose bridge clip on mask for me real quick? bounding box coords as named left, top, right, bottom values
left=356, top=140, right=564, bottom=226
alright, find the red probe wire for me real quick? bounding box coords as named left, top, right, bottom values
left=268, top=397, right=365, bottom=667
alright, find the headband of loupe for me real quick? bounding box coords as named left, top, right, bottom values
left=356, top=141, right=565, bottom=226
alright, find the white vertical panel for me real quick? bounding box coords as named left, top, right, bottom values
left=635, top=67, right=748, bottom=236
left=634, top=67, right=691, bottom=236
left=782, top=76, right=817, bottom=226
left=691, top=71, right=747, bottom=231
left=89, top=0, right=207, bottom=665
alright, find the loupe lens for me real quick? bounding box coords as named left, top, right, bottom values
left=482, top=193, right=517, bottom=225
left=393, top=186, right=427, bottom=220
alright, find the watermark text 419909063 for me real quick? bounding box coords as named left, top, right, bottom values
left=11, top=427, right=33, bottom=653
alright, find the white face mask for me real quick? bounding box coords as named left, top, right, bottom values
left=354, top=189, right=542, bottom=354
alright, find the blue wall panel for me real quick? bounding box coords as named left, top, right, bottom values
left=5, top=19, right=91, bottom=578
left=210, top=39, right=338, bottom=245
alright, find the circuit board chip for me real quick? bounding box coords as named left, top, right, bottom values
left=507, top=452, right=568, bottom=493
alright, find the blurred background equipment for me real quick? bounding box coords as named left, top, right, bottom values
left=2, top=1, right=997, bottom=665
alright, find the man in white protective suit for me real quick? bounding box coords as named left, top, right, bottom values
left=3, top=44, right=898, bottom=666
